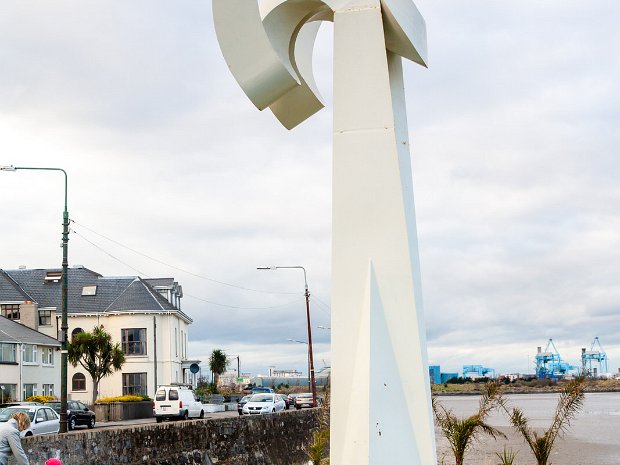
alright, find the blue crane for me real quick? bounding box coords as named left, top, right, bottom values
left=581, top=337, right=609, bottom=377
left=535, top=339, right=580, bottom=379
left=462, top=365, right=495, bottom=379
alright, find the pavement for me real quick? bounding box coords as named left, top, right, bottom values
left=93, top=409, right=238, bottom=429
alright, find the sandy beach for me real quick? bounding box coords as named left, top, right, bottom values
left=434, top=392, right=620, bottom=465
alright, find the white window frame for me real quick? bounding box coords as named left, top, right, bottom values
left=41, top=347, right=54, bottom=366
left=22, top=344, right=38, bottom=365
left=23, top=383, right=37, bottom=400
left=0, top=342, right=17, bottom=362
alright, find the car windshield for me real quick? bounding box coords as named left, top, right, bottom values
left=298, top=393, right=312, bottom=398
left=250, top=394, right=274, bottom=402
left=0, top=408, right=35, bottom=422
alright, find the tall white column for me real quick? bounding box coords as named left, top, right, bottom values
left=330, top=2, right=436, bottom=464
left=212, top=1, right=436, bottom=463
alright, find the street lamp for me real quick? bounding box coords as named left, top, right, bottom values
left=287, top=338, right=311, bottom=390
left=1, top=165, right=70, bottom=433
left=258, top=265, right=317, bottom=406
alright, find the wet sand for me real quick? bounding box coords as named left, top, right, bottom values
left=434, top=392, right=620, bottom=465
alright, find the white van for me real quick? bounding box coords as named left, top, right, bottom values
left=153, top=385, right=204, bottom=422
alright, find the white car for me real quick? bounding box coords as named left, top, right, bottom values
left=242, top=393, right=286, bottom=415
left=0, top=405, right=60, bottom=436
left=153, top=385, right=205, bottom=422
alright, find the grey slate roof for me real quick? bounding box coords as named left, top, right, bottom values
left=0, top=270, right=33, bottom=302
left=0, top=315, right=61, bottom=346
left=0, top=267, right=191, bottom=322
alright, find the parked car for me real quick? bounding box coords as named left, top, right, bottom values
left=0, top=405, right=60, bottom=437
left=251, top=387, right=274, bottom=394
left=153, top=385, right=205, bottom=422
left=286, top=394, right=299, bottom=408
left=294, top=393, right=315, bottom=409
left=242, top=393, right=286, bottom=415
left=45, top=400, right=95, bottom=430
left=237, top=395, right=251, bottom=416
left=0, top=402, right=41, bottom=412
left=276, top=394, right=290, bottom=410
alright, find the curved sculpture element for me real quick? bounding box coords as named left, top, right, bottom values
left=212, top=0, right=299, bottom=110
left=213, top=1, right=436, bottom=464
left=262, top=0, right=331, bottom=128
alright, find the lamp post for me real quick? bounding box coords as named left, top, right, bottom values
left=258, top=265, right=317, bottom=406
left=287, top=338, right=310, bottom=390
left=1, top=165, right=69, bottom=433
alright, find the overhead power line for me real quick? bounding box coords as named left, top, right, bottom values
left=72, top=227, right=304, bottom=311
left=71, top=219, right=298, bottom=295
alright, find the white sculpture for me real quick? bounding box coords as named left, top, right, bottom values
left=213, top=1, right=436, bottom=464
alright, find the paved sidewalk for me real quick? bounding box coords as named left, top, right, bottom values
left=94, top=410, right=238, bottom=429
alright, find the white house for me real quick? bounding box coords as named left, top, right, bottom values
left=0, top=315, right=61, bottom=402
left=0, top=267, right=200, bottom=404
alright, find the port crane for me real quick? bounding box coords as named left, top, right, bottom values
left=581, top=337, right=609, bottom=377
left=462, top=365, right=495, bottom=379
left=535, top=338, right=580, bottom=379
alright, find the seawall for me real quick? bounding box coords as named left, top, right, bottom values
left=22, top=409, right=319, bottom=465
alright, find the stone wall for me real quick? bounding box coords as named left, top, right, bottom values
left=21, top=409, right=318, bottom=465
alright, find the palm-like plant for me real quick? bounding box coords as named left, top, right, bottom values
left=433, top=382, right=506, bottom=465
left=506, top=377, right=585, bottom=465
left=495, top=446, right=517, bottom=465
left=208, top=349, right=229, bottom=387
left=67, top=325, right=125, bottom=405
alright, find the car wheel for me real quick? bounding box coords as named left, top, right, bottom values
left=88, top=417, right=95, bottom=429
left=156, top=417, right=163, bottom=423
left=25, top=432, right=33, bottom=437
left=182, top=410, right=188, bottom=421
left=199, top=410, right=204, bottom=419
left=69, top=417, right=76, bottom=431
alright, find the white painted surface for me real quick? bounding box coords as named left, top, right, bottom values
left=212, top=1, right=435, bottom=463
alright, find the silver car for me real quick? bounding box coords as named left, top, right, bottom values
left=0, top=405, right=60, bottom=436
left=242, top=393, right=286, bottom=415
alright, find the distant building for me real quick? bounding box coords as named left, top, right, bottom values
left=440, top=373, right=459, bottom=383
left=252, top=366, right=331, bottom=389
left=269, top=368, right=303, bottom=378
left=428, top=365, right=458, bottom=384
left=218, top=370, right=252, bottom=388
left=0, top=267, right=199, bottom=403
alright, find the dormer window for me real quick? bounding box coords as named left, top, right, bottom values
left=82, top=285, right=97, bottom=296
left=1, top=304, right=20, bottom=320
left=44, top=271, right=62, bottom=283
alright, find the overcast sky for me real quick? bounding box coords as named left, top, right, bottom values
left=1, top=1, right=619, bottom=378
